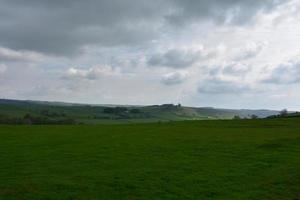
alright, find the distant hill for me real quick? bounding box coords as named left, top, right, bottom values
left=0, top=99, right=280, bottom=124
left=267, top=112, right=300, bottom=119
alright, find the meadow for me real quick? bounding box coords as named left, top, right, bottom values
left=0, top=118, right=300, bottom=199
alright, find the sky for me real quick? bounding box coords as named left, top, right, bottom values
left=0, top=0, right=300, bottom=110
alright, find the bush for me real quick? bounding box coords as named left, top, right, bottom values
left=251, top=115, right=258, bottom=119
left=233, top=115, right=241, bottom=120
left=0, top=113, right=77, bottom=125
left=130, top=109, right=141, bottom=114
left=103, top=107, right=128, bottom=114
left=280, top=109, right=288, bottom=117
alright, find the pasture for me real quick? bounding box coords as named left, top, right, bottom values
left=0, top=118, right=300, bottom=199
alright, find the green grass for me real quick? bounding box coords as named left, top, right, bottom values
left=0, top=118, right=300, bottom=199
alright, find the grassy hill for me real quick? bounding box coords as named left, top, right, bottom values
left=268, top=112, right=300, bottom=119
left=0, top=99, right=279, bottom=124
left=0, top=118, right=300, bottom=199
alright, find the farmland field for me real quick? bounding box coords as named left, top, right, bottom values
left=0, top=118, right=300, bottom=200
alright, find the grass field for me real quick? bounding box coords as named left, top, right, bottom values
left=0, top=118, right=300, bottom=199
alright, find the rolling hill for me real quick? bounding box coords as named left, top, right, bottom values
left=0, top=99, right=280, bottom=124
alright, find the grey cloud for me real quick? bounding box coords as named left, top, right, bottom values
left=166, top=0, right=284, bottom=26
left=263, top=61, right=300, bottom=84
left=201, top=62, right=252, bottom=94
left=161, top=71, right=188, bottom=85
left=0, top=0, right=167, bottom=55
left=209, top=62, right=251, bottom=77
left=235, top=42, right=266, bottom=60
left=0, top=63, right=7, bottom=74
left=148, top=49, right=202, bottom=68
left=222, top=63, right=251, bottom=75
left=0, top=0, right=285, bottom=56
left=198, top=79, right=250, bottom=94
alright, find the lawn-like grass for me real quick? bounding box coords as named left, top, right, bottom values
left=0, top=118, right=300, bottom=199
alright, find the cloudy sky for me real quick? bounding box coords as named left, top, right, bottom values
left=1, top=0, right=300, bottom=110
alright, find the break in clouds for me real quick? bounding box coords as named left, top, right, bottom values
left=1, top=0, right=300, bottom=109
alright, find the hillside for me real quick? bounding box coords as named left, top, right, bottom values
left=267, top=112, right=300, bottom=119
left=0, top=99, right=280, bottom=124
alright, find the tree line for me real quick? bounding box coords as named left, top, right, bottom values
left=0, top=114, right=77, bottom=125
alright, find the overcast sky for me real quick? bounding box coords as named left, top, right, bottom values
left=1, top=0, right=300, bottom=110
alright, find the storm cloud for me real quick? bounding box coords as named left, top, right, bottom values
left=166, top=0, right=283, bottom=25
left=0, top=0, right=284, bottom=56
left=0, top=0, right=167, bottom=55
left=148, top=49, right=203, bottom=68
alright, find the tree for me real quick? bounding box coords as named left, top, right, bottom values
left=40, top=109, right=50, bottom=116
left=251, top=115, right=258, bottom=119
left=233, top=115, right=241, bottom=120
left=130, top=108, right=141, bottom=114
left=23, top=113, right=33, bottom=124
left=103, top=107, right=115, bottom=114
left=280, top=109, right=288, bottom=116
left=103, top=107, right=128, bottom=114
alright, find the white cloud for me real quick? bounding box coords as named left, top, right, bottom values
left=0, top=63, right=7, bottom=73
left=64, top=66, right=120, bottom=80
left=235, top=42, right=267, bottom=60
left=161, top=71, right=188, bottom=85
left=0, top=46, right=44, bottom=62
left=263, top=60, right=300, bottom=84
left=207, top=62, right=251, bottom=82
left=222, top=62, right=251, bottom=75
